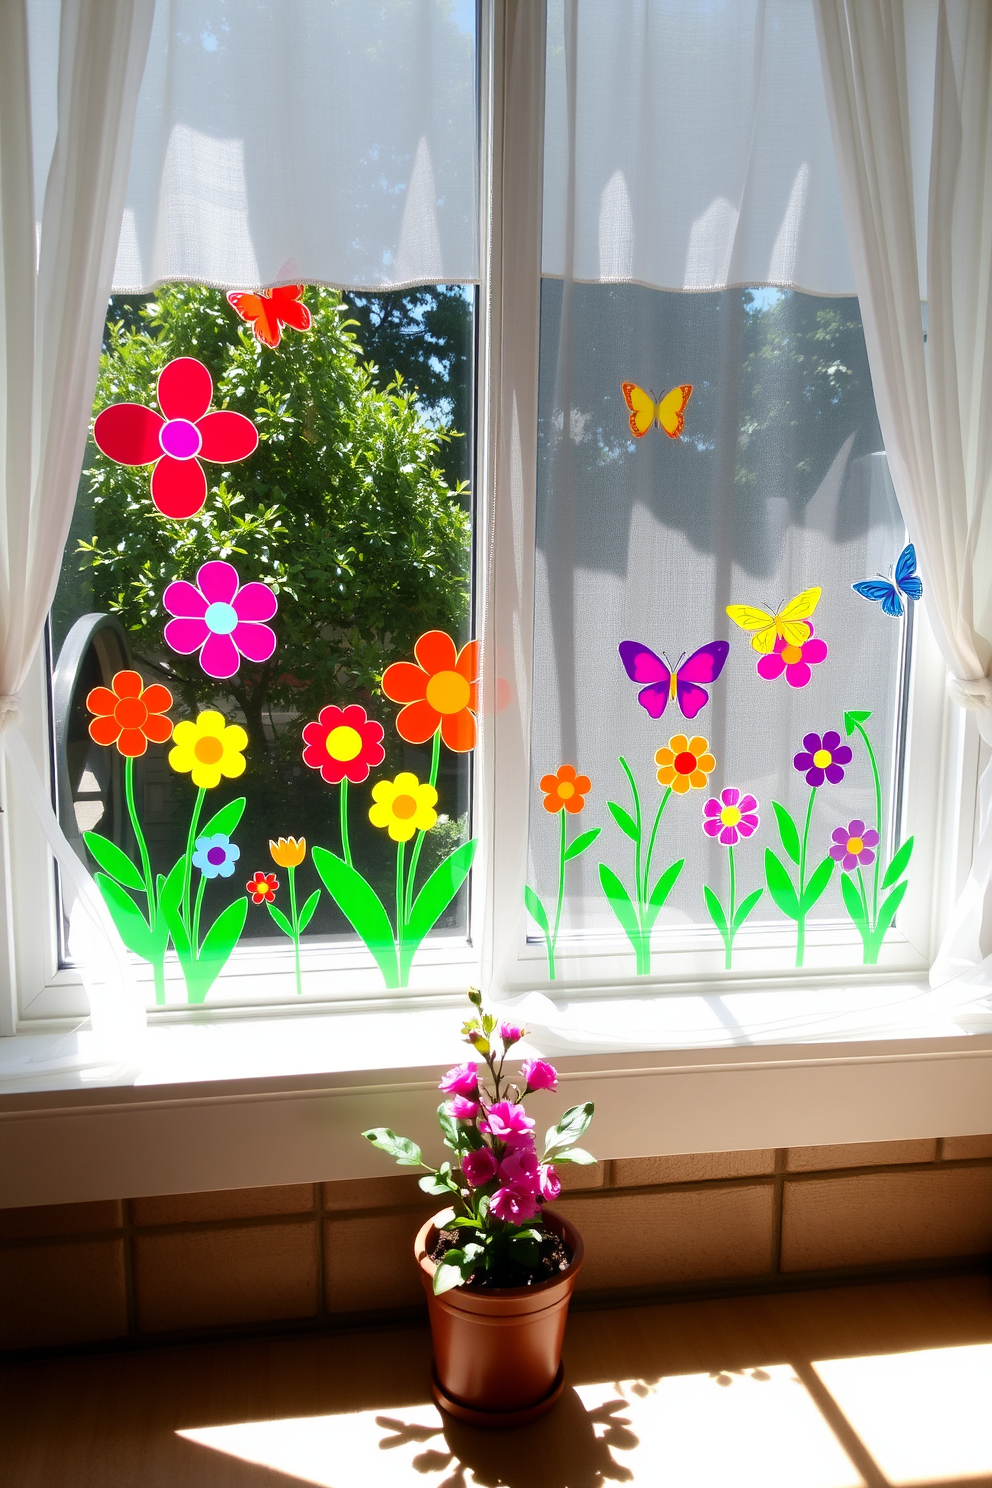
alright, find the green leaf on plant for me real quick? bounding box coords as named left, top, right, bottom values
left=94, top=874, right=153, bottom=959
left=772, top=802, right=801, bottom=865
left=419, top=1171, right=458, bottom=1197
left=764, top=849, right=800, bottom=920
left=297, top=889, right=321, bottom=934
left=199, top=796, right=246, bottom=841
left=402, top=838, right=478, bottom=982
left=645, top=858, right=684, bottom=931
left=83, top=833, right=146, bottom=893
left=553, top=1147, right=596, bottom=1165
left=844, top=709, right=872, bottom=736
left=800, top=855, right=835, bottom=912
left=882, top=836, right=914, bottom=890
left=266, top=902, right=295, bottom=938
left=598, top=864, right=641, bottom=949
left=875, top=877, right=909, bottom=940
left=508, top=1233, right=540, bottom=1264
left=703, top=885, right=728, bottom=937
left=362, top=1128, right=423, bottom=1166
left=608, top=801, right=638, bottom=840
left=732, top=887, right=763, bottom=931
left=839, top=870, right=868, bottom=930
left=564, top=827, right=601, bottom=862
left=524, top=884, right=551, bottom=936
left=312, top=846, right=399, bottom=988
left=545, top=1101, right=594, bottom=1153
left=437, top=1104, right=464, bottom=1151
left=433, top=1247, right=479, bottom=1295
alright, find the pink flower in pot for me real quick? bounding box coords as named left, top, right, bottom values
left=520, top=1058, right=558, bottom=1091
left=446, top=1095, right=480, bottom=1120
left=490, top=1185, right=541, bottom=1223
left=461, top=1147, right=498, bottom=1188
left=438, top=1061, right=480, bottom=1097
left=480, top=1100, right=535, bottom=1147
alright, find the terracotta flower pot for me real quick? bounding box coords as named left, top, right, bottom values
left=414, top=1207, right=583, bottom=1428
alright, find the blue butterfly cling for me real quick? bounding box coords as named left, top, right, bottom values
left=852, top=543, right=923, bottom=617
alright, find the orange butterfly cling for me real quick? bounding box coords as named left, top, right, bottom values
left=621, top=382, right=693, bottom=439
left=226, top=284, right=312, bottom=348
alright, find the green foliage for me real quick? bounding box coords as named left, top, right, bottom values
left=76, top=285, right=471, bottom=749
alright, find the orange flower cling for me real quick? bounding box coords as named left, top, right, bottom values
left=86, top=670, right=173, bottom=757
left=540, top=765, right=591, bottom=814
left=381, top=631, right=479, bottom=752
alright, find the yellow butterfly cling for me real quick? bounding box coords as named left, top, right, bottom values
left=726, top=587, right=822, bottom=654
left=621, top=382, right=693, bottom=439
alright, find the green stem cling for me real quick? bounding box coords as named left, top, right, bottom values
left=124, top=755, right=165, bottom=1004
left=339, top=778, right=352, bottom=869
left=288, top=863, right=302, bottom=996
left=796, top=786, right=817, bottom=968
left=726, top=845, right=737, bottom=971
left=405, top=730, right=441, bottom=921
left=182, top=787, right=207, bottom=934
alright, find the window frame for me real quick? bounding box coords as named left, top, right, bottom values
left=1, top=0, right=982, bottom=1035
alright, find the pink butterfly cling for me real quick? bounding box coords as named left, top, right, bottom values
left=618, top=640, right=729, bottom=720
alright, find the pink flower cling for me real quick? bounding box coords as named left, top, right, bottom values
left=363, top=988, right=596, bottom=1294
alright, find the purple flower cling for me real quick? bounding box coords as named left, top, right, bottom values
left=830, top=820, right=880, bottom=872
left=793, top=731, right=852, bottom=787
left=362, top=988, right=595, bottom=1295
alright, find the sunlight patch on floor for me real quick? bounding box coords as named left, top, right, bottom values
left=813, top=1342, right=992, bottom=1486
left=178, top=1365, right=863, bottom=1487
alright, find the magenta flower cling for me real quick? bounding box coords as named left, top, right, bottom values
left=362, top=988, right=595, bottom=1294
left=701, top=788, right=763, bottom=970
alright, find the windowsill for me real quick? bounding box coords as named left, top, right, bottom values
left=2, top=976, right=991, bottom=1209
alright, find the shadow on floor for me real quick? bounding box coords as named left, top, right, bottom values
left=3, top=1275, right=992, bottom=1487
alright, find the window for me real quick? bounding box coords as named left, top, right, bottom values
left=8, top=0, right=965, bottom=1032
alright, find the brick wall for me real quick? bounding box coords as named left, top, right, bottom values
left=2, top=1134, right=991, bottom=1353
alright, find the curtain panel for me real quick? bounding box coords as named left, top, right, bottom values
left=814, top=0, right=992, bottom=985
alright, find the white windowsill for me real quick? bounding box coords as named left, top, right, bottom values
left=1, top=976, right=991, bottom=1209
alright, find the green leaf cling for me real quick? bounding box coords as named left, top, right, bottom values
left=771, top=802, right=801, bottom=865
left=875, top=878, right=909, bottom=939
left=608, top=802, right=638, bottom=840
left=199, top=796, right=247, bottom=841
left=764, top=849, right=800, bottom=920
left=524, top=883, right=551, bottom=935
left=403, top=838, right=478, bottom=981
left=703, top=885, right=728, bottom=937
left=297, top=889, right=321, bottom=933
left=598, top=864, right=640, bottom=949
left=94, top=874, right=153, bottom=959
left=564, top=827, right=601, bottom=862
left=801, top=855, right=835, bottom=912
left=190, top=897, right=249, bottom=1004
left=839, top=870, right=868, bottom=930
left=882, top=836, right=914, bottom=890
left=732, top=887, right=763, bottom=931
left=645, top=859, right=684, bottom=930
left=843, top=709, right=872, bottom=735
left=83, top=833, right=146, bottom=892
left=266, top=902, right=295, bottom=938
left=312, top=846, right=399, bottom=987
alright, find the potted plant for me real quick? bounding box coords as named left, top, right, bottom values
left=363, top=988, right=595, bottom=1427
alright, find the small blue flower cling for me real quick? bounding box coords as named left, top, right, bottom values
left=192, top=833, right=241, bottom=879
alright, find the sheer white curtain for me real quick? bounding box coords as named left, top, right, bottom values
left=814, top=0, right=992, bottom=986
left=0, top=0, right=154, bottom=1048
left=108, top=0, right=478, bottom=293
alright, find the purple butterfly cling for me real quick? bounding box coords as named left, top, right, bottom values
left=618, top=640, right=730, bottom=720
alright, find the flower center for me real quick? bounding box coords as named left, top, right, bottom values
left=159, top=418, right=202, bottom=460
left=194, top=735, right=224, bottom=764
left=812, top=748, right=832, bottom=768
left=425, top=669, right=471, bottom=714
left=847, top=836, right=864, bottom=855
left=781, top=643, right=803, bottom=664
left=674, top=750, right=697, bottom=774
left=207, top=846, right=227, bottom=866
left=720, top=805, right=742, bottom=827
left=392, top=793, right=418, bottom=820
left=115, top=697, right=148, bottom=729
left=558, top=781, right=575, bottom=799
left=204, top=601, right=239, bottom=635
left=327, top=724, right=362, bottom=761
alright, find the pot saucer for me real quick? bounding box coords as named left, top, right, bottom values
left=430, top=1362, right=565, bottom=1429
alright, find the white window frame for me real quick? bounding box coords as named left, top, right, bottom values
left=0, top=0, right=982, bottom=1037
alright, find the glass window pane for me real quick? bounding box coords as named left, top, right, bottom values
left=529, top=283, right=910, bottom=973
left=52, top=283, right=475, bottom=1003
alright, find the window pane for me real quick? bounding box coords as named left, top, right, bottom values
left=52, top=284, right=475, bottom=1003
left=529, top=283, right=910, bottom=973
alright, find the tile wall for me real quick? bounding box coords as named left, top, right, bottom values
left=2, top=1135, right=991, bottom=1353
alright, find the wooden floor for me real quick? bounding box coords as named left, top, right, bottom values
left=3, top=1275, right=991, bottom=1487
